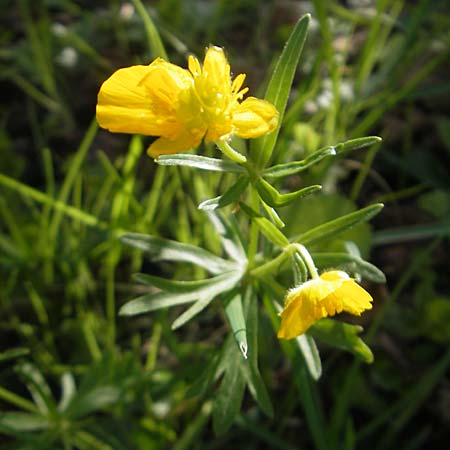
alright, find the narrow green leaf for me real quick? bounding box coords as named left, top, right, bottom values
left=373, top=220, right=450, bottom=246
left=255, top=217, right=290, bottom=247
left=263, top=146, right=336, bottom=178
left=335, top=136, right=382, bottom=156
left=206, top=211, right=247, bottom=264
left=358, top=347, right=450, bottom=445
left=120, top=291, right=198, bottom=316
left=0, top=412, right=48, bottom=432
left=261, top=202, right=285, bottom=228
left=297, top=334, right=322, bottom=380
left=251, top=14, right=311, bottom=169
left=65, top=386, right=120, bottom=419
left=309, top=319, right=374, bottom=363
left=225, top=293, right=247, bottom=358
left=242, top=289, right=274, bottom=417
left=293, top=203, right=384, bottom=245
left=198, top=177, right=249, bottom=210
left=120, top=271, right=242, bottom=316
left=130, top=0, right=167, bottom=59
left=171, top=295, right=216, bottom=330
left=212, top=343, right=246, bottom=435
left=187, top=353, right=223, bottom=398
left=312, top=252, right=386, bottom=283
left=58, top=373, right=76, bottom=412
left=255, top=177, right=321, bottom=207
left=121, top=233, right=236, bottom=274
left=16, top=363, right=55, bottom=415
left=133, top=273, right=226, bottom=293
left=173, top=402, right=213, bottom=450
left=240, top=202, right=290, bottom=248
left=156, top=154, right=246, bottom=173
left=0, top=347, right=29, bottom=362
left=262, top=293, right=328, bottom=450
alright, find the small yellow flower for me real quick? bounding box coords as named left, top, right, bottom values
left=278, top=270, right=373, bottom=339
left=96, top=46, right=278, bottom=157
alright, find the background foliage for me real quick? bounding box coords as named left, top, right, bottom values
left=1, top=0, right=449, bottom=449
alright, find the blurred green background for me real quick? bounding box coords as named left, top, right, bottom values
left=1, top=0, right=449, bottom=449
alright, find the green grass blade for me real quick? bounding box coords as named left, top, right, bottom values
left=131, top=0, right=167, bottom=59
left=373, top=220, right=450, bottom=245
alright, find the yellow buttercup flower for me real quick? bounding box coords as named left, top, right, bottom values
left=96, top=46, right=278, bottom=158
left=278, top=270, right=373, bottom=339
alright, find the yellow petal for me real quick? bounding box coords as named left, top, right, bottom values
left=320, top=271, right=373, bottom=315
left=232, top=73, right=247, bottom=95
left=232, top=97, right=279, bottom=138
left=335, top=280, right=373, bottom=315
left=320, top=270, right=349, bottom=282
left=97, top=60, right=194, bottom=138
left=96, top=65, right=162, bottom=135
left=188, top=54, right=202, bottom=76
left=278, top=279, right=337, bottom=339
left=139, top=59, right=193, bottom=110
left=204, top=121, right=233, bottom=143
left=202, top=46, right=230, bottom=89
left=147, top=130, right=204, bottom=157
left=277, top=293, right=317, bottom=339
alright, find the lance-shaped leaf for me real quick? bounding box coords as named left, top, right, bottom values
left=0, top=412, right=49, bottom=433
left=206, top=211, right=247, bottom=264
left=292, top=203, right=384, bottom=246
left=212, top=338, right=246, bottom=435
left=241, top=288, right=274, bottom=417
left=335, top=136, right=381, bottom=156
left=250, top=14, right=311, bottom=169
left=309, top=318, right=374, bottom=363
left=121, top=233, right=236, bottom=274
left=120, top=270, right=243, bottom=316
left=255, top=177, right=321, bottom=208
left=171, top=294, right=216, bottom=330
left=263, top=146, right=336, bottom=179
left=156, top=154, right=246, bottom=173
left=198, top=177, right=249, bottom=211
left=16, top=363, right=55, bottom=415
left=296, top=334, right=322, bottom=381
left=261, top=201, right=285, bottom=228
left=312, top=252, right=386, bottom=283
left=0, top=347, right=29, bottom=363
left=240, top=202, right=290, bottom=248
left=224, top=293, right=248, bottom=359
left=133, top=273, right=229, bottom=293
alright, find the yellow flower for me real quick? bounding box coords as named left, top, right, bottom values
left=278, top=270, right=373, bottom=339
left=96, top=46, right=279, bottom=157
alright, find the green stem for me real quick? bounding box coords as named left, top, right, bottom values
left=250, top=243, right=297, bottom=278
left=295, top=244, right=319, bottom=279
left=216, top=140, right=247, bottom=163
left=247, top=187, right=260, bottom=268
